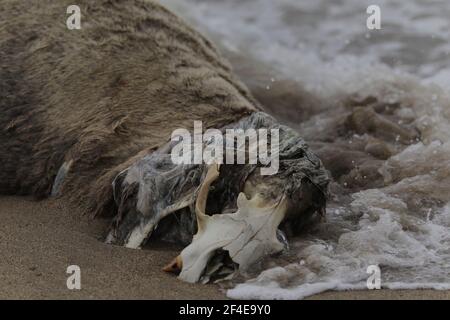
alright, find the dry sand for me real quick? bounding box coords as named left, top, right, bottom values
left=0, top=195, right=448, bottom=300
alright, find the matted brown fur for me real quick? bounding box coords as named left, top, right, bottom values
left=0, top=0, right=260, bottom=216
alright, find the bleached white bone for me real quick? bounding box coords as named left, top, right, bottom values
left=178, top=164, right=287, bottom=283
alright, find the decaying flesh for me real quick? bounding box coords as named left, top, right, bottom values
left=108, top=112, right=329, bottom=283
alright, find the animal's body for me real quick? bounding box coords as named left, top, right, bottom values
left=1, top=0, right=329, bottom=281
left=1, top=0, right=258, bottom=215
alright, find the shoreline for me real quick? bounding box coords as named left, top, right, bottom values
left=0, top=196, right=448, bottom=300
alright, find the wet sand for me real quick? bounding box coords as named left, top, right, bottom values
left=0, top=196, right=223, bottom=299
left=0, top=196, right=448, bottom=300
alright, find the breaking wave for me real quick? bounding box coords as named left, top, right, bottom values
left=165, top=0, right=450, bottom=299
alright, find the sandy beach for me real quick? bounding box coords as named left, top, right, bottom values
left=0, top=196, right=223, bottom=299
left=0, top=195, right=448, bottom=300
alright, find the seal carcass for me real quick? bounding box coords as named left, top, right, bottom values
left=0, top=0, right=329, bottom=282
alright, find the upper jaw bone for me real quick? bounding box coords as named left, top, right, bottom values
left=164, top=164, right=288, bottom=283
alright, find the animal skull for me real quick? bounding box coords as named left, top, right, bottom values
left=107, top=112, right=329, bottom=283
left=163, top=163, right=288, bottom=283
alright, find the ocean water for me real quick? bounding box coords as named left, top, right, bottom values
left=164, top=0, right=450, bottom=299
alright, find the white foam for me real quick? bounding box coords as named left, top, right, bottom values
left=165, top=0, right=450, bottom=299
left=227, top=197, right=450, bottom=299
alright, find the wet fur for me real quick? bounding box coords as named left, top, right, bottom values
left=0, top=0, right=260, bottom=216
